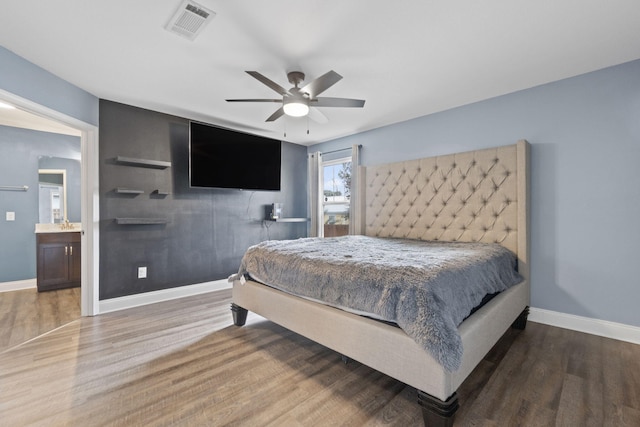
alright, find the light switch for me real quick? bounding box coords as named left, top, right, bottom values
left=6, top=212, right=15, bottom=221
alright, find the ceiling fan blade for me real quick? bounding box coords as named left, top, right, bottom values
left=246, top=71, right=290, bottom=96
left=266, top=107, right=285, bottom=122
left=226, top=99, right=282, bottom=103
left=300, top=70, right=342, bottom=97
left=312, top=97, right=365, bottom=108
left=307, top=107, right=329, bottom=124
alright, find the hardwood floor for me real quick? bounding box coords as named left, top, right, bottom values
left=0, top=287, right=80, bottom=353
left=0, top=288, right=638, bottom=426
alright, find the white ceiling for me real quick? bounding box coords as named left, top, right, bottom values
left=1, top=0, right=639, bottom=145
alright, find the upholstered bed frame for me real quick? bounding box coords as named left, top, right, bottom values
left=232, top=140, right=530, bottom=426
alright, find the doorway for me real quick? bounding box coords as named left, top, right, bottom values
left=0, top=89, right=99, bottom=317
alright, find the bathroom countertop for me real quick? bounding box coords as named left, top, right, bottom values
left=34, top=223, right=82, bottom=233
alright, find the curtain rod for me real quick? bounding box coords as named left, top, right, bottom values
left=321, top=144, right=362, bottom=156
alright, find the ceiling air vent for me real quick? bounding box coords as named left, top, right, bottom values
left=165, top=0, right=216, bottom=41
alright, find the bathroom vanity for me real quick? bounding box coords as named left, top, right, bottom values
left=35, top=224, right=81, bottom=292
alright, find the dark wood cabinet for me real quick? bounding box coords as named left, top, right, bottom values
left=36, top=232, right=81, bottom=292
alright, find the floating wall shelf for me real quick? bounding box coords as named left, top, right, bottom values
left=115, top=188, right=144, bottom=194
left=266, top=217, right=309, bottom=223
left=115, top=156, right=172, bottom=169
left=115, top=218, right=169, bottom=225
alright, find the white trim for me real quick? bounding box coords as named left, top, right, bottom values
left=0, top=89, right=100, bottom=317
left=308, top=152, right=323, bottom=237
left=0, top=279, right=36, bottom=292
left=530, top=307, right=640, bottom=345
left=349, top=144, right=361, bottom=236
left=98, top=279, right=232, bottom=314
left=322, top=155, right=352, bottom=167
left=0, top=89, right=95, bottom=134
left=80, top=128, right=100, bottom=316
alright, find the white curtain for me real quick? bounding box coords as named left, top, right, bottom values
left=307, top=151, right=323, bottom=237
left=349, top=144, right=362, bottom=235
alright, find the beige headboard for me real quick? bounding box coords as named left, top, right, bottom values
left=361, top=140, right=530, bottom=279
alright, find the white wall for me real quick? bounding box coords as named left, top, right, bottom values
left=310, top=59, right=640, bottom=328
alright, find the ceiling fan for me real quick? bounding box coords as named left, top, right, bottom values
left=226, top=70, right=365, bottom=122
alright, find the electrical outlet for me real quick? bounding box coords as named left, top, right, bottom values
left=6, top=211, right=15, bottom=221
left=137, top=266, right=147, bottom=279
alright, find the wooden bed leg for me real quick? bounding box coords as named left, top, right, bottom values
left=511, top=306, right=530, bottom=330
left=231, top=303, right=248, bottom=326
left=417, top=391, right=458, bottom=427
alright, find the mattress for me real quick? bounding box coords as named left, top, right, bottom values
left=232, top=235, right=523, bottom=371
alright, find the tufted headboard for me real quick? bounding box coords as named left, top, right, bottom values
left=361, top=140, right=530, bottom=279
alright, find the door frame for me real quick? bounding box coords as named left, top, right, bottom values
left=0, top=88, right=99, bottom=316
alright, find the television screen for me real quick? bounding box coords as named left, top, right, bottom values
left=189, top=121, right=282, bottom=191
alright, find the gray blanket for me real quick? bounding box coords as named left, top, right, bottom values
left=233, top=235, right=523, bottom=371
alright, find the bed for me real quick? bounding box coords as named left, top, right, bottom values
left=231, top=140, right=530, bottom=426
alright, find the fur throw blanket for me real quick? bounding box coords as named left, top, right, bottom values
left=232, top=235, right=523, bottom=371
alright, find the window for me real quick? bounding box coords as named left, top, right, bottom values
left=308, top=145, right=360, bottom=238
left=322, top=156, right=351, bottom=237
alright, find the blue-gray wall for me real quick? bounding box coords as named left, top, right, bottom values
left=0, top=126, right=81, bottom=282
left=0, top=46, right=98, bottom=126
left=0, top=45, right=97, bottom=284
left=310, top=59, right=640, bottom=328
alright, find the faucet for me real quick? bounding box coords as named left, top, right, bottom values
left=60, top=219, right=73, bottom=230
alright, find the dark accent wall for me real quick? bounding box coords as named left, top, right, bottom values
left=99, top=100, right=307, bottom=300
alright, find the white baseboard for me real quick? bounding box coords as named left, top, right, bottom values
left=98, top=279, right=232, bottom=314
left=0, top=279, right=37, bottom=293
left=529, top=307, right=640, bottom=346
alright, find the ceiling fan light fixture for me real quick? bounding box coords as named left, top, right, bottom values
left=283, top=98, right=309, bottom=117
left=227, top=70, right=364, bottom=123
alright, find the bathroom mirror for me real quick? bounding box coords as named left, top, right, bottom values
left=38, top=169, right=67, bottom=223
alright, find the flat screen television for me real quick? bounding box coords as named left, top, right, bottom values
left=189, top=121, right=282, bottom=191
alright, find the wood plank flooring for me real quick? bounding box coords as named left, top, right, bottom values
left=0, top=287, right=80, bottom=353
left=0, top=288, right=638, bottom=426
